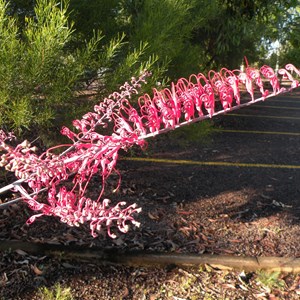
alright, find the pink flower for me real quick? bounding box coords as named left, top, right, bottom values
left=1, top=65, right=298, bottom=238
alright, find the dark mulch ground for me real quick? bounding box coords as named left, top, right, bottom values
left=1, top=90, right=300, bottom=299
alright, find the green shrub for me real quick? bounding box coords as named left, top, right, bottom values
left=0, top=0, right=166, bottom=143
left=0, top=0, right=101, bottom=134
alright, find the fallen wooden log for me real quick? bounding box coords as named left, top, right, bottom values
left=1, top=240, right=300, bottom=273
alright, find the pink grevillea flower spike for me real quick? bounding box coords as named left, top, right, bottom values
left=220, top=68, right=241, bottom=105
left=1, top=63, right=300, bottom=238
left=278, top=64, right=300, bottom=89
left=260, top=65, right=281, bottom=94
left=197, top=73, right=215, bottom=117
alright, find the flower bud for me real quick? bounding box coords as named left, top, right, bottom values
left=30, top=146, right=38, bottom=152
left=20, top=140, right=30, bottom=148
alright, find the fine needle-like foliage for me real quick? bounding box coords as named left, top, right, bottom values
left=0, top=0, right=102, bottom=134
left=0, top=0, right=166, bottom=141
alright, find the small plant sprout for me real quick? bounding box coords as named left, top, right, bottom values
left=256, top=270, right=285, bottom=291
left=38, top=283, right=73, bottom=300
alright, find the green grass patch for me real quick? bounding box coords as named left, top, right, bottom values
left=168, top=120, right=215, bottom=146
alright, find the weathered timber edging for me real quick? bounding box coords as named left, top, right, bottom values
left=1, top=240, right=300, bottom=273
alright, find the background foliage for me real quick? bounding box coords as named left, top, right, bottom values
left=0, top=0, right=299, bottom=143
